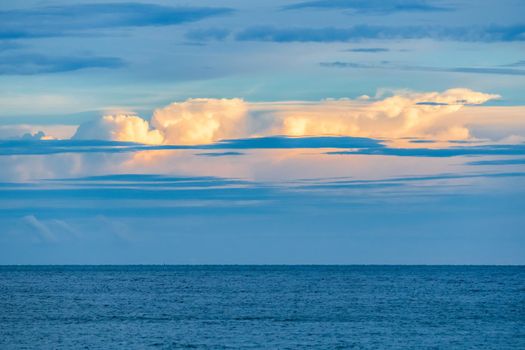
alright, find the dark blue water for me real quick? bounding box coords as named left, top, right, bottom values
left=1, top=266, right=524, bottom=349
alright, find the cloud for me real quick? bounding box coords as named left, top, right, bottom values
left=73, top=114, right=163, bottom=145
left=320, top=61, right=525, bottom=76
left=185, top=28, right=231, bottom=41
left=0, top=3, right=234, bottom=39
left=0, top=41, right=22, bottom=52
left=68, top=89, right=504, bottom=145
left=51, top=175, right=251, bottom=194
left=215, top=136, right=384, bottom=149
left=21, top=131, right=47, bottom=140
left=151, top=98, right=249, bottom=145
left=275, top=89, right=500, bottom=140
left=466, top=158, right=525, bottom=166
left=197, top=152, right=245, bottom=157
left=328, top=144, right=525, bottom=157
left=2, top=136, right=525, bottom=161
left=501, top=60, right=525, bottom=67
left=0, top=124, right=75, bottom=140
left=345, top=48, right=389, bottom=53
left=0, top=125, right=42, bottom=140
left=235, top=24, right=525, bottom=42
left=22, top=215, right=57, bottom=242
left=2, top=169, right=524, bottom=223
left=415, top=102, right=449, bottom=106
left=297, top=172, right=525, bottom=189
left=0, top=54, right=125, bottom=75
left=284, top=0, right=450, bottom=13
left=0, top=179, right=273, bottom=214
left=73, top=99, right=249, bottom=145
left=0, top=136, right=385, bottom=156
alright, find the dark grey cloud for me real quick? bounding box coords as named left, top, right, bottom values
left=320, top=61, right=525, bottom=76
left=235, top=24, right=525, bottom=42
left=0, top=3, right=234, bottom=39
left=284, top=0, right=450, bottom=13
left=0, top=54, right=125, bottom=75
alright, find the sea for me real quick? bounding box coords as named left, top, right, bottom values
left=1, top=266, right=524, bottom=349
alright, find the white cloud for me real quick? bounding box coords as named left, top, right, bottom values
left=73, top=114, right=163, bottom=144
left=22, top=215, right=57, bottom=242
left=151, top=98, right=248, bottom=145
left=73, top=99, right=248, bottom=145
left=70, top=89, right=510, bottom=145
left=276, top=88, right=500, bottom=140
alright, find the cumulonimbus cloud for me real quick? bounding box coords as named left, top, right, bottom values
left=276, top=88, right=500, bottom=140
left=73, top=114, right=164, bottom=144
left=151, top=98, right=248, bottom=145
left=72, top=88, right=505, bottom=145
left=73, top=98, right=249, bottom=145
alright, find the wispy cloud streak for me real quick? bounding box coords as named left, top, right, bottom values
left=0, top=3, right=234, bottom=39
left=0, top=54, right=125, bottom=75
left=284, top=0, right=451, bottom=13
left=320, top=61, right=525, bottom=76
left=236, top=24, right=525, bottom=42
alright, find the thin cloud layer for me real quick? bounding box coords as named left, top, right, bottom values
left=320, top=61, right=525, bottom=76
left=0, top=3, right=234, bottom=39
left=0, top=54, right=125, bottom=75
left=236, top=25, right=525, bottom=42
left=72, top=89, right=503, bottom=145
left=284, top=0, right=450, bottom=13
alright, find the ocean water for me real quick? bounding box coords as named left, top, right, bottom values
left=0, top=266, right=524, bottom=349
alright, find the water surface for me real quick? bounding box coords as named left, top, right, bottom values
left=1, top=266, right=524, bottom=349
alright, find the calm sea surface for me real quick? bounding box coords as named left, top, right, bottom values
left=1, top=266, right=524, bottom=349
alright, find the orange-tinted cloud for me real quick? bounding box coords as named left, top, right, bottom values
left=71, top=89, right=518, bottom=145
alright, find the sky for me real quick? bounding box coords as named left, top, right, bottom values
left=0, top=0, right=524, bottom=264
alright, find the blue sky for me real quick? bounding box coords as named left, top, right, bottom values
left=0, top=1, right=524, bottom=264
left=1, top=0, right=524, bottom=121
